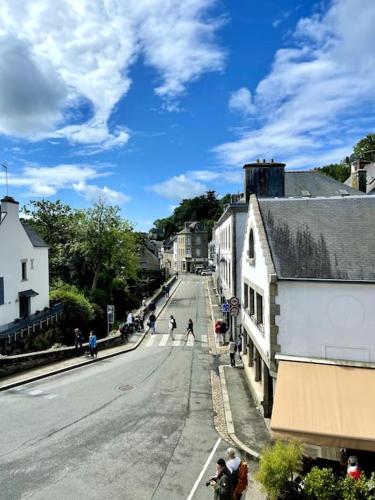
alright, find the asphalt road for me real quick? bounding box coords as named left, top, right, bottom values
left=0, top=275, right=232, bottom=500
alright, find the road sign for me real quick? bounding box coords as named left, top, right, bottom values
left=221, top=303, right=230, bottom=313
left=230, top=306, right=240, bottom=317
left=229, top=296, right=240, bottom=307
left=107, top=305, right=115, bottom=324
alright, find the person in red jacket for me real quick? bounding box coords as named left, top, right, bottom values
left=347, top=455, right=361, bottom=480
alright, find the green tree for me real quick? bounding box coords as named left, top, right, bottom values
left=151, top=191, right=231, bottom=240
left=22, top=200, right=81, bottom=283
left=354, top=133, right=375, bottom=163
left=256, top=441, right=303, bottom=500
left=314, top=162, right=350, bottom=183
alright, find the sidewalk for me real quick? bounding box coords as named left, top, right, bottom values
left=206, top=277, right=270, bottom=500
left=0, top=279, right=181, bottom=391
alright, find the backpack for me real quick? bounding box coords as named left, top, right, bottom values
left=233, top=461, right=248, bottom=495
left=173, top=319, right=177, bottom=328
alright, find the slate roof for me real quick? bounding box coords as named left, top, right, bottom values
left=258, top=196, right=375, bottom=281
left=285, top=171, right=362, bottom=197
left=22, top=223, right=48, bottom=248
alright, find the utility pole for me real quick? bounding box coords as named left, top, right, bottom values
left=1, top=163, right=9, bottom=197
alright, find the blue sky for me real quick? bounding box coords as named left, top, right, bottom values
left=0, top=0, right=374, bottom=231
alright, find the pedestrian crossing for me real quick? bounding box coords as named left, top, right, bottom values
left=8, top=386, right=59, bottom=400
left=144, top=333, right=207, bottom=348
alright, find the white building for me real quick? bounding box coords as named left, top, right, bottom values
left=212, top=159, right=361, bottom=339
left=241, top=194, right=375, bottom=455
left=0, top=196, right=50, bottom=335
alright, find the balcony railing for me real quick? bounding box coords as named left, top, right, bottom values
left=0, top=303, right=63, bottom=340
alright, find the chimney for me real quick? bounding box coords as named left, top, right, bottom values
left=0, top=196, right=20, bottom=224
left=243, top=160, right=286, bottom=202
left=352, top=169, right=367, bottom=193
left=351, top=159, right=367, bottom=174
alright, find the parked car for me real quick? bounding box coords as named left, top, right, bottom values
left=201, top=270, right=212, bottom=276
left=195, top=266, right=204, bottom=274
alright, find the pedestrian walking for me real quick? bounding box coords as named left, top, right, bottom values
left=236, top=334, right=242, bottom=361
left=186, top=318, right=195, bottom=340
left=165, top=284, right=169, bottom=297
left=148, top=312, right=156, bottom=334
left=142, top=297, right=147, bottom=308
left=226, top=448, right=241, bottom=495
left=148, top=301, right=156, bottom=313
left=207, top=458, right=232, bottom=500
left=74, top=328, right=83, bottom=355
left=127, top=311, right=134, bottom=325
left=228, top=336, right=236, bottom=367
left=176, top=271, right=179, bottom=278
left=168, top=315, right=177, bottom=340
left=89, top=331, right=97, bottom=358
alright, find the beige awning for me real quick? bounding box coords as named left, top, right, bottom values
left=270, top=361, right=375, bottom=452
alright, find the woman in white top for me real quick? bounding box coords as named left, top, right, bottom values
left=228, top=337, right=236, bottom=367
left=168, top=315, right=177, bottom=340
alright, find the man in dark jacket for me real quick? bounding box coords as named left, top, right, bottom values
left=210, top=458, right=232, bottom=500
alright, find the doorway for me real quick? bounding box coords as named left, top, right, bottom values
left=19, top=295, right=30, bottom=318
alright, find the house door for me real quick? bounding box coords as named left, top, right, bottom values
left=186, top=262, right=191, bottom=273
left=19, top=295, right=30, bottom=318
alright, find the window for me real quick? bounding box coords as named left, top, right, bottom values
left=244, top=283, right=249, bottom=309
left=196, top=248, right=201, bottom=257
left=195, top=235, right=201, bottom=246
left=248, top=229, right=255, bottom=259
left=0, top=277, right=4, bottom=305
left=250, top=288, right=255, bottom=315
left=21, top=260, right=27, bottom=281
left=256, top=293, right=263, bottom=325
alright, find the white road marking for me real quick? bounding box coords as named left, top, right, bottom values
left=28, top=389, right=43, bottom=396
left=186, top=335, right=195, bottom=347
left=145, top=335, right=158, bottom=347
left=160, top=334, right=169, bottom=346
left=201, top=334, right=207, bottom=344
left=187, top=437, right=222, bottom=500
left=45, top=394, right=58, bottom=400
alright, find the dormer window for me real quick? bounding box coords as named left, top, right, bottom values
left=248, top=229, right=255, bottom=259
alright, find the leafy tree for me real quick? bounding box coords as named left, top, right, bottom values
left=151, top=191, right=231, bottom=240
left=314, top=162, right=350, bottom=183
left=354, top=133, right=375, bottom=163
left=303, top=467, right=337, bottom=500
left=256, top=441, right=303, bottom=500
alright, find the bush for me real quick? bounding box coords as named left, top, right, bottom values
left=339, top=475, right=373, bottom=500
left=303, top=467, right=337, bottom=499
left=256, top=441, right=303, bottom=500
left=50, top=282, right=95, bottom=342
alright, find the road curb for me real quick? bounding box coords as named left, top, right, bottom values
left=218, top=365, right=260, bottom=460
left=0, top=280, right=182, bottom=392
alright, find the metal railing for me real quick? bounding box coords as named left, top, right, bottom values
left=0, top=303, right=63, bottom=340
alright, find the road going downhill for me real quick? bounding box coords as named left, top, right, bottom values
left=0, top=276, right=232, bottom=500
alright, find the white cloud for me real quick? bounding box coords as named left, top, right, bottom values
left=73, top=181, right=130, bottom=204
left=228, top=87, right=256, bottom=116
left=188, top=169, right=221, bottom=181
left=0, top=0, right=224, bottom=146
left=0, top=163, right=130, bottom=203
left=215, top=0, right=375, bottom=168
left=149, top=174, right=207, bottom=200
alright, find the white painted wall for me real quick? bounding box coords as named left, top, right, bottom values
left=0, top=199, right=49, bottom=327
left=234, top=211, right=247, bottom=300
left=277, top=281, right=375, bottom=362
left=241, top=202, right=271, bottom=360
